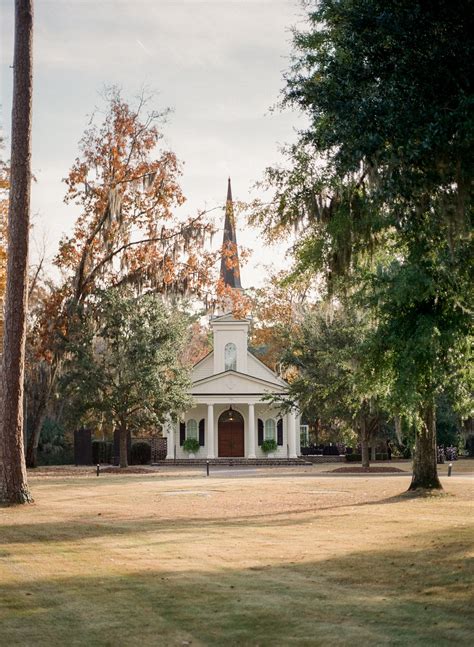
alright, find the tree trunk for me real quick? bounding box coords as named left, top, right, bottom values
left=25, top=360, right=57, bottom=468
left=0, top=0, right=34, bottom=505
left=313, top=418, right=319, bottom=445
left=25, top=409, right=45, bottom=468
left=409, top=400, right=442, bottom=490
left=119, top=424, right=128, bottom=468
left=360, top=415, right=370, bottom=468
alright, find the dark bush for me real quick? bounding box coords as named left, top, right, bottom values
left=131, top=441, right=151, bottom=465
left=323, top=445, right=340, bottom=455
left=301, top=444, right=325, bottom=455
left=37, top=446, right=74, bottom=466
left=92, top=440, right=113, bottom=464
left=466, top=436, right=474, bottom=457
left=346, top=447, right=354, bottom=455
left=346, top=453, right=362, bottom=462
left=375, top=453, right=389, bottom=461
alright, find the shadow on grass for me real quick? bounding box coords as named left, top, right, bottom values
left=0, top=488, right=463, bottom=545
left=0, top=527, right=472, bottom=646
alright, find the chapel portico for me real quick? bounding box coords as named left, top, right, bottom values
left=166, top=397, right=299, bottom=460
left=165, top=180, right=300, bottom=461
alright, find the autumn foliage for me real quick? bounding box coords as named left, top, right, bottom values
left=248, top=272, right=309, bottom=373
left=24, top=90, right=219, bottom=466
left=56, top=89, right=215, bottom=305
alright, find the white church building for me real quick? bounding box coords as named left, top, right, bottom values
left=166, top=180, right=301, bottom=461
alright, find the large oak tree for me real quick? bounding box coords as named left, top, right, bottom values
left=26, top=89, right=216, bottom=467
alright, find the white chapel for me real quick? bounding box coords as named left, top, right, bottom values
left=166, top=180, right=301, bottom=460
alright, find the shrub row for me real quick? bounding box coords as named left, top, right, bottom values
left=37, top=446, right=74, bottom=466
left=92, top=440, right=113, bottom=464
left=91, top=439, right=152, bottom=465
left=301, top=445, right=341, bottom=456
left=346, top=453, right=389, bottom=462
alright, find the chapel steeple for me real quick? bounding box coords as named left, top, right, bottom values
left=220, top=178, right=242, bottom=289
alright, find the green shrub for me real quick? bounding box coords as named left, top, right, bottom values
left=261, top=439, right=278, bottom=454
left=376, top=453, right=389, bottom=461
left=346, top=453, right=362, bottom=462
left=92, top=440, right=113, bottom=464
left=183, top=437, right=200, bottom=454
left=37, top=446, right=74, bottom=466
left=131, top=441, right=151, bottom=465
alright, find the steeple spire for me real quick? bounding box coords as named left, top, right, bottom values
left=220, top=177, right=242, bottom=289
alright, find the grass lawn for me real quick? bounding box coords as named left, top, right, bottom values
left=0, top=467, right=472, bottom=646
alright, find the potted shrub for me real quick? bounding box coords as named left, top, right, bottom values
left=183, top=437, right=200, bottom=458
left=261, top=438, right=278, bottom=458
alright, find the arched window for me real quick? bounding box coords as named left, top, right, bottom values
left=224, top=342, right=237, bottom=371
left=264, top=418, right=276, bottom=441
left=186, top=419, right=198, bottom=440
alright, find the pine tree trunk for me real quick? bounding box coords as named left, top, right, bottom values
left=119, top=424, right=128, bottom=468
left=0, top=0, right=34, bottom=505
left=409, top=400, right=442, bottom=490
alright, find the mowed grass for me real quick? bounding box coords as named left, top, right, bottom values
left=0, top=467, right=473, bottom=646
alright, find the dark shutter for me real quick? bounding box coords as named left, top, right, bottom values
left=258, top=419, right=264, bottom=446
left=199, top=419, right=205, bottom=446
left=277, top=419, right=283, bottom=446
left=180, top=422, right=186, bottom=446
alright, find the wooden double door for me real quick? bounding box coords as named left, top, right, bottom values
left=218, top=409, right=244, bottom=457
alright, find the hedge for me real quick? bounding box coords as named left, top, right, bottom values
left=131, top=441, right=152, bottom=465
left=92, top=440, right=113, bottom=465
left=346, top=453, right=362, bottom=462
left=346, top=453, right=390, bottom=462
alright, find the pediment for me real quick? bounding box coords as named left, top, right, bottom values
left=210, top=313, right=251, bottom=323
left=190, top=370, right=287, bottom=396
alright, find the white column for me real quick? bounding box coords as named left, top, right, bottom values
left=288, top=410, right=297, bottom=458
left=207, top=403, right=215, bottom=459
left=165, top=416, right=174, bottom=460
left=295, top=414, right=301, bottom=457
left=248, top=403, right=256, bottom=458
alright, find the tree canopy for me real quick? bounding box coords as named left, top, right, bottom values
left=61, top=288, right=192, bottom=467
left=253, top=0, right=473, bottom=488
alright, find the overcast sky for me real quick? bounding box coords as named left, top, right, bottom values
left=1, top=0, right=304, bottom=286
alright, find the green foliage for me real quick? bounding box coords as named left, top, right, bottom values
left=61, top=288, right=193, bottom=437
left=131, top=441, right=152, bottom=465
left=261, top=439, right=278, bottom=454
left=36, top=418, right=73, bottom=466
left=279, top=305, right=365, bottom=422
left=272, top=303, right=386, bottom=451
left=346, top=454, right=362, bottom=463
left=256, top=1, right=473, bottom=477
left=183, top=437, right=200, bottom=454
left=436, top=393, right=461, bottom=447
left=92, top=440, right=113, bottom=465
